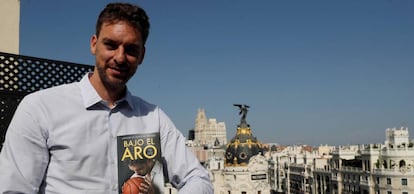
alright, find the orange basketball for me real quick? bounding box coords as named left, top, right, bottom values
left=122, top=177, right=146, bottom=194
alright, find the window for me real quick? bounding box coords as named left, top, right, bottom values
left=387, top=191, right=391, bottom=194
left=387, top=178, right=391, bottom=185
left=401, top=178, right=408, bottom=186
left=402, top=192, right=408, bottom=194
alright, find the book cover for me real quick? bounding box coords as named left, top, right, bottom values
left=117, top=132, right=164, bottom=194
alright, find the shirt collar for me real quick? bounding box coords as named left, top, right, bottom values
left=123, top=89, right=136, bottom=110
left=79, top=73, right=135, bottom=110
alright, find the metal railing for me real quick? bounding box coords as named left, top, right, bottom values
left=0, top=52, right=93, bottom=150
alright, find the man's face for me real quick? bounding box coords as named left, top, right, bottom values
left=90, top=21, right=145, bottom=89
left=129, top=159, right=155, bottom=176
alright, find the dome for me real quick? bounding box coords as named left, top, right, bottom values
left=225, top=126, right=264, bottom=166
left=225, top=104, right=264, bottom=166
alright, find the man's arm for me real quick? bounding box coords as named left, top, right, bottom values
left=158, top=108, right=214, bottom=194
left=0, top=96, right=50, bottom=193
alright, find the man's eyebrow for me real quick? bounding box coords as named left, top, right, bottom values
left=101, top=38, right=117, bottom=44
left=101, top=37, right=141, bottom=48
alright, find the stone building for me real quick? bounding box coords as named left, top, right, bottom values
left=0, top=0, right=20, bottom=54
left=209, top=104, right=271, bottom=194
left=194, top=108, right=227, bottom=146
left=270, top=127, right=414, bottom=194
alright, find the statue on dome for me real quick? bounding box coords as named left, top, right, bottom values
left=233, top=104, right=250, bottom=127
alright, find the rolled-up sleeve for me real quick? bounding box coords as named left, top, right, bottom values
left=0, top=96, right=50, bottom=193
left=158, top=108, right=214, bottom=194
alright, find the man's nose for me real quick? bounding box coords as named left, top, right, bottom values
left=114, top=47, right=127, bottom=65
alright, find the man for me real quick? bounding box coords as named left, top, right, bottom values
left=0, top=2, right=213, bottom=194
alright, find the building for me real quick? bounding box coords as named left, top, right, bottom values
left=0, top=0, right=20, bottom=54
left=270, top=126, right=414, bottom=194
left=194, top=108, right=227, bottom=146
left=187, top=108, right=228, bottom=165
left=268, top=144, right=333, bottom=194
left=209, top=105, right=271, bottom=194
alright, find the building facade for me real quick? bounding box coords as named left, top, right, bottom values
left=270, top=127, right=414, bottom=194
left=194, top=108, right=227, bottom=146
left=0, top=0, right=20, bottom=54
left=208, top=105, right=271, bottom=194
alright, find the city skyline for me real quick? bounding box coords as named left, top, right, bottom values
left=19, top=0, right=414, bottom=146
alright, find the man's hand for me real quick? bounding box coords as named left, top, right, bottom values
left=139, top=174, right=154, bottom=194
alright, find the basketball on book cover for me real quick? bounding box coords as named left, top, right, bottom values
left=122, top=177, right=147, bottom=194
left=117, top=133, right=163, bottom=194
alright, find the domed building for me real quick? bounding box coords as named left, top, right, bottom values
left=225, top=108, right=264, bottom=166
left=209, top=104, right=271, bottom=194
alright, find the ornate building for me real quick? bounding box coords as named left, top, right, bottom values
left=209, top=104, right=271, bottom=194
left=194, top=108, right=227, bottom=146
left=270, top=126, right=414, bottom=194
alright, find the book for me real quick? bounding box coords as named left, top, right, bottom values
left=117, top=132, right=164, bottom=194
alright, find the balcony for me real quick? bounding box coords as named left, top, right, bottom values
left=373, top=168, right=414, bottom=176
left=0, top=52, right=93, bottom=150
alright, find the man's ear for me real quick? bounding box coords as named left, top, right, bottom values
left=90, top=35, right=98, bottom=55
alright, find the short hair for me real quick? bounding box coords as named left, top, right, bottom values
left=96, top=2, right=150, bottom=44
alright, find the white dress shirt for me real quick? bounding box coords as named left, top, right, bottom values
left=0, top=73, right=213, bottom=194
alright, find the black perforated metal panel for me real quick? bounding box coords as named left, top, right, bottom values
left=0, top=52, right=94, bottom=149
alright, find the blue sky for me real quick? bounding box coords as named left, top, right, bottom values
left=19, top=0, right=414, bottom=146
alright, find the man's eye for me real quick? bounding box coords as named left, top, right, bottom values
left=125, top=46, right=141, bottom=57
left=104, top=42, right=117, bottom=50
